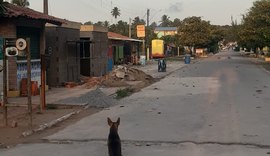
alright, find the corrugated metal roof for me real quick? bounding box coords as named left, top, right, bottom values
left=154, top=27, right=177, bottom=31
left=0, top=2, right=63, bottom=25
left=108, top=32, right=143, bottom=42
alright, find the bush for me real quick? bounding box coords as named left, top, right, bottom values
left=115, top=88, right=134, bottom=99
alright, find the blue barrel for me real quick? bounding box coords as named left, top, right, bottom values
left=184, top=54, right=191, bottom=64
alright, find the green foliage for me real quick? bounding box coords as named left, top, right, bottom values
left=109, top=20, right=129, bottom=36
left=237, top=0, right=270, bottom=50
left=159, top=15, right=172, bottom=27
left=84, top=21, right=93, bottom=25
left=11, top=0, right=29, bottom=7
left=172, top=18, right=182, bottom=27
left=94, top=21, right=110, bottom=28
left=161, top=35, right=176, bottom=45
left=178, top=16, right=212, bottom=48
left=115, top=88, right=134, bottom=99
left=111, top=7, right=120, bottom=19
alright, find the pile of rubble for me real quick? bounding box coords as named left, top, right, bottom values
left=102, top=65, right=154, bottom=87
left=80, top=76, right=107, bottom=89
left=80, top=66, right=154, bottom=89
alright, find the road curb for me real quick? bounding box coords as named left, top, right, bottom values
left=21, top=105, right=90, bottom=137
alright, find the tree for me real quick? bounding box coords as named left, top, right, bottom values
left=178, top=16, right=212, bottom=53
left=111, top=7, right=120, bottom=20
left=237, top=0, right=270, bottom=52
left=84, top=21, right=93, bottom=25
left=93, top=21, right=110, bottom=28
left=172, top=18, right=182, bottom=27
left=159, top=15, right=172, bottom=27
left=208, top=25, right=225, bottom=52
left=109, top=20, right=129, bottom=36
left=11, top=0, right=30, bottom=7
left=103, top=21, right=110, bottom=28
left=150, top=22, right=157, bottom=29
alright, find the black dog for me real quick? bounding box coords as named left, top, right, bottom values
left=107, top=117, right=122, bottom=156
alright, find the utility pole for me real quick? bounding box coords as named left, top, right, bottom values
left=44, top=0, right=48, bottom=15
left=26, top=38, right=32, bottom=127
left=147, top=9, right=150, bottom=27
left=146, top=9, right=150, bottom=60
left=2, top=39, right=7, bottom=126
left=129, top=18, right=132, bottom=38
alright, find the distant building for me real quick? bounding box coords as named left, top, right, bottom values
left=108, top=32, right=143, bottom=66
left=80, top=25, right=108, bottom=77
left=154, top=27, right=177, bottom=38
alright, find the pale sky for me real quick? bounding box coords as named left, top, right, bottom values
left=27, top=0, right=255, bottom=25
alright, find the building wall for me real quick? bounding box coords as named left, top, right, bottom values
left=45, top=27, right=80, bottom=86
left=0, top=19, right=17, bottom=91
left=0, top=19, right=17, bottom=38
left=0, top=18, right=45, bottom=93
left=80, top=26, right=108, bottom=77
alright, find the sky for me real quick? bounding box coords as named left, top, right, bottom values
left=26, top=0, right=256, bottom=26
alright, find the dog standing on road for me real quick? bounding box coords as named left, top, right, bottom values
left=107, top=117, right=122, bottom=156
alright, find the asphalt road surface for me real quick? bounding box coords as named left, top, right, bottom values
left=1, top=51, right=270, bottom=156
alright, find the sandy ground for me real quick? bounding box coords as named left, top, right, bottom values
left=0, top=106, right=100, bottom=148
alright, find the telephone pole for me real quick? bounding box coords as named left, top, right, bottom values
left=129, top=18, right=132, bottom=38
left=44, top=0, right=48, bottom=15
left=147, top=9, right=150, bottom=27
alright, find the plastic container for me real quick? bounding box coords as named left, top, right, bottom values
left=140, top=55, right=146, bottom=65
left=184, top=54, right=191, bottom=64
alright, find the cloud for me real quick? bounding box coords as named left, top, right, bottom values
left=166, top=2, right=183, bottom=13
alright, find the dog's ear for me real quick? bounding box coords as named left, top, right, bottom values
left=116, top=117, right=120, bottom=125
left=107, top=117, right=113, bottom=126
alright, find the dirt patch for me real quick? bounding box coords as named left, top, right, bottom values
left=0, top=106, right=100, bottom=148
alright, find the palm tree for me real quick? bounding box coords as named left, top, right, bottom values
left=104, top=20, right=110, bottom=28
left=111, top=7, right=120, bottom=20
left=160, top=15, right=172, bottom=27
left=11, top=0, right=30, bottom=7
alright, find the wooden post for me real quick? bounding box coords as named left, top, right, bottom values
left=2, top=39, right=8, bottom=126
left=40, top=25, right=46, bottom=111
left=41, top=54, right=46, bottom=110
left=143, top=39, right=145, bottom=56
left=26, top=38, right=32, bottom=127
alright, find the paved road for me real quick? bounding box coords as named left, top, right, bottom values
left=1, top=51, right=270, bottom=155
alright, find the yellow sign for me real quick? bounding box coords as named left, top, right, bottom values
left=152, top=39, right=164, bottom=58
left=137, top=25, right=145, bottom=38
